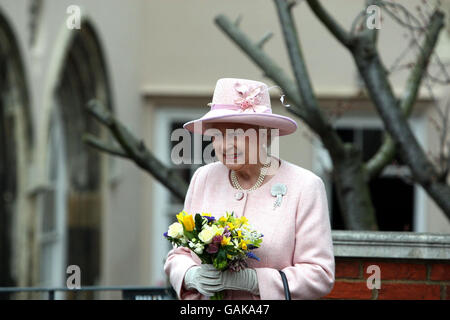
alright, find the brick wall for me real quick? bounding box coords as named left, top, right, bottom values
left=322, top=257, right=450, bottom=300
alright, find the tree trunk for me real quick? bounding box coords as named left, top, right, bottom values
left=333, top=145, right=378, bottom=230
left=351, top=31, right=450, bottom=220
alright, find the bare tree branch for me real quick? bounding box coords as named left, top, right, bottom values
left=305, top=0, right=352, bottom=47
left=276, top=0, right=359, bottom=157
left=353, top=10, right=450, bottom=218
left=256, top=31, right=274, bottom=48
left=350, top=9, right=368, bottom=36
left=214, top=14, right=306, bottom=117
left=366, top=6, right=445, bottom=179
left=375, top=0, right=426, bottom=31
left=83, top=133, right=129, bottom=159
left=365, top=134, right=396, bottom=179
left=215, top=12, right=346, bottom=159
left=274, top=0, right=318, bottom=112
left=305, top=0, right=450, bottom=217
left=85, top=99, right=188, bottom=201
left=215, top=8, right=378, bottom=229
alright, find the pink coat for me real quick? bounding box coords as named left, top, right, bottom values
left=163, top=158, right=335, bottom=300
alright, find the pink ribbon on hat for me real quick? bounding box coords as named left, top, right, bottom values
left=209, top=103, right=271, bottom=113
left=207, top=81, right=291, bottom=112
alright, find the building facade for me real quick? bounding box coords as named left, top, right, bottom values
left=0, top=0, right=449, bottom=297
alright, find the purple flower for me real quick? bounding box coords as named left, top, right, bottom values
left=206, top=243, right=219, bottom=254
left=223, top=226, right=231, bottom=238
left=246, top=251, right=260, bottom=261
left=163, top=232, right=168, bottom=238
left=205, top=216, right=216, bottom=223
left=212, top=235, right=223, bottom=245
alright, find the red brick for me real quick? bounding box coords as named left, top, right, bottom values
left=362, top=262, right=426, bottom=280
left=377, top=283, right=441, bottom=300
left=335, top=260, right=360, bottom=279
left=324, top=281, right=373, bottom=299
left=446, top=285, right=450, bottom=300
left=430, top=263, right=450, bottom=281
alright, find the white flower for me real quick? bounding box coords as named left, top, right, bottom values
left=194, top=246, right=204, bottom=255
left=198, top=225, right=220, bottom=244
left=193, top=243, right=204, bottom=255
left=167, top=222, right=184, bottom=238
left=198, top=225, right=224, bottom=244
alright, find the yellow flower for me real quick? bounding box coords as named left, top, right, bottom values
left=202, top=212, right=212, bottom=217
left=176, top=211, right=194, bottom=232
left=239, top=216, right=249, bottom=225
left=237, top=230, right=243, bottom=238
left=227, top=222, right=235, bottom=231
left=176, top=210, right=188, bottom=224
left=183, top=214, right=195, bottom=232
left=221, top=236, right=231, bottom=246
left=239, top=240, right=248, bottom=250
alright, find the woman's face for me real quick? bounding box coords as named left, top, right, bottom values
left=209, top=122, right=267, bottom=171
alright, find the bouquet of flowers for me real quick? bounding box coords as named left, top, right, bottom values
left=164, top=210, right=263, bottom=299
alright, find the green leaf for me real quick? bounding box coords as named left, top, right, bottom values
left=184, top=230, right=195, bottom=240
left=213, top=249, right=228, bottom=270
left=195, top=213, right=204, bottom=231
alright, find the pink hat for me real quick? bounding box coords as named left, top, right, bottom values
left=183, top=78, right=298, bottom=136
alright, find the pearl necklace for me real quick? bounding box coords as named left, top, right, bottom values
left=231, top=158, right=272, bottom=192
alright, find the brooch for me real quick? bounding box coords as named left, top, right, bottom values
left=271, top=183, right=287, bottom=210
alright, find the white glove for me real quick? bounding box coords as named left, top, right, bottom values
left=183, top=264, right=223, bottom=297
left=221, top=268, right=260, bottom=295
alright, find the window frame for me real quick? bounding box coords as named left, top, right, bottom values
left=151, top=106, right=207, bottom=285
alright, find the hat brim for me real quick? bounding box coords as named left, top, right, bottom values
left=183, top=110, right=298, bottom=136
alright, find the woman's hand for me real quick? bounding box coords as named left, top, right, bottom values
left=183, top=264, right=223, bottom=297
left=221, top=268, right=260, bottom=295
left=184, top=264, right=260, bottom=296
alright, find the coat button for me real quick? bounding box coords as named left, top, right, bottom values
left=235, top=191, right=244, bottom=201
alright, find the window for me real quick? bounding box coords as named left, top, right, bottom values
left=152, top=107, right=213, bottom=285
left=168, top=120, right=214, bottom=205
left=330, top=127, right=414, bottom=231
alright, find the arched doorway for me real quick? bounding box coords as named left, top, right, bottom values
left=0, top=11, right=33, bottom=298
left=38, top=20, right=113, bottom=298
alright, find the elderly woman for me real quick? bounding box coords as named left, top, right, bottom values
left=164, top=78, right=335, bottom=300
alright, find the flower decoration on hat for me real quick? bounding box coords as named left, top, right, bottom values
left=233, top=82, right=267, bottom=113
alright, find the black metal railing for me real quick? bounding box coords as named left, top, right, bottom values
left=0, top=286, right=176, bottom=300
